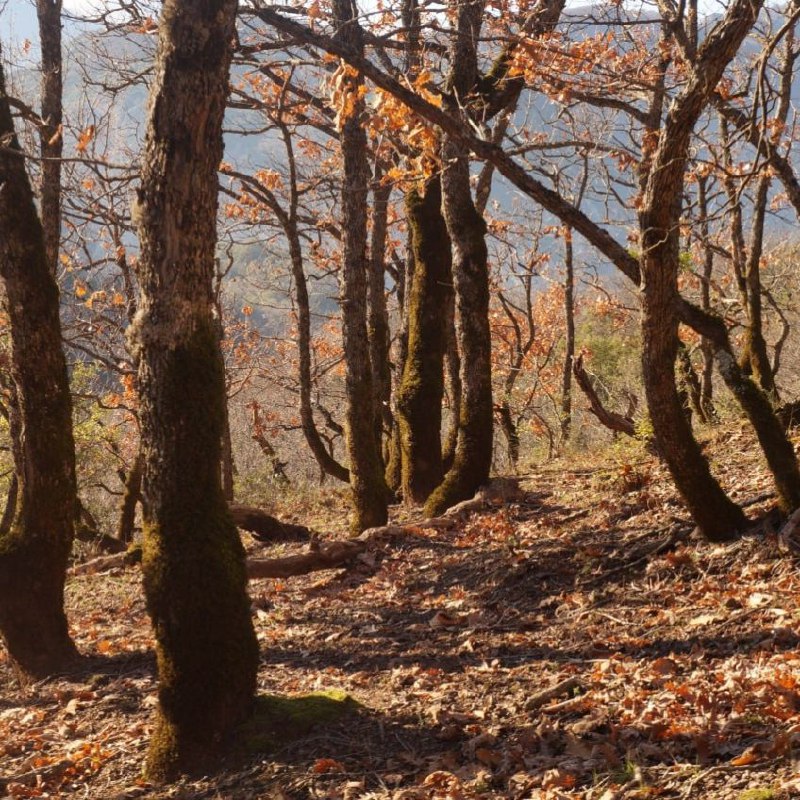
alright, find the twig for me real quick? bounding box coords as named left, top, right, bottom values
left=525, top=676, right=581, bottom=711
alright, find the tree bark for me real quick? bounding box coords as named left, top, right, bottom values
left=442, top=294, right=461, bottom=472
left=396, top=176, right=451, bottom=503
left=129, top=0, right=258, bottom=780
left=36, top=0, right=63, bottom=276
left=0, top=54, right=79, bottom=679
left=637, top=0, right=761, bottom=541
left=115, top=451, right=143, bottom=545
left=696, top=175, right=717, bottom=420
left=369, top=166, right=393, bottom=455
left=425, top=0, right=493, bottom=517
left=333, top=0, right=388, bottom=531
left=561, top=229, right=575, bottom=442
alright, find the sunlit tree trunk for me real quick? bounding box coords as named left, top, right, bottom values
left=561, top=229, right=575, bottom=442
left=425, top=0, right=493, bottom=516
left=129, top=0, right=258, bottom=779
left=333, top=0, right=388, bottom=530
left=637, top=0, right=761, bottom=541
left=36, top=0, right=63, bottom=275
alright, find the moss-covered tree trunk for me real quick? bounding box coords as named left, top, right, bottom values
left=333, top=0, right=388, bottom=530
left=0, top=55, right=79, bottom=679
left=396, top=176, right=451, bottom=503
left=129, top=0, right=258, bottom=780
left=425, top=0, right=493, bottom=517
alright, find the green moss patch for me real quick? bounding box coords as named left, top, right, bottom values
left=738, top=789, right=777, bottom=800
left=238, top=690, right=360, bottom=754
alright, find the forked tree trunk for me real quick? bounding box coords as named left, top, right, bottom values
left=129, top=0, right=258, bottom=780
left=425, top=0, right=493, bottom=517
left=396, top=176, right=451, bottom=503
left=333, top=0, right=388, bottom=530
left=0, top=55, right=79, bottom=678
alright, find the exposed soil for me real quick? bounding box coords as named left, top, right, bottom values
left=2, top=424, right=800, bottom=799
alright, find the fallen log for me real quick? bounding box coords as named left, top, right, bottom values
left=246, top=540, right=366, bottom=579
left=230, top=504, right=311, bottom=542
left=72, top=482, right=519, bottom=580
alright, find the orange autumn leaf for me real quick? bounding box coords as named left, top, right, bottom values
left=311, top=758, right=344, bottom=774
left=76, top=124, right=96, bottom=154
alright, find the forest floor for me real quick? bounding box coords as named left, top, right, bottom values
left=3, top=424, right=800, bottom=800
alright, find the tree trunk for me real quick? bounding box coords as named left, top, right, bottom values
left=678, top=345, right=707, bottom=425
left=442, top=284, right=460, bottom=472
left=696, top=176, right=717, bottom=421
left=396, top=176, right=451, bottom=503
left=560, top=229, right=575, bottom=442
left=0, top=54, right=79, bottom=679
left=369, top=167, right=393, bottom=454
left=287, top=221, right=350, bottom=483
left=424, top=0, right=493, bottom=517
left=741, top=174, right=776, bottom=397
left=679, top=299, right=800, bottom=513
left=640, top=240, right=745, bottom=540
left=36, top=0, right=63, bottom=276
left=333, top=0, right=388, bottom=531
left=636, top=0, right=760, bottom=541
left=129, top=0, right=258, bottom=780
left=115, top=451, right=143, bottom=545
left=221, top=398, right=236, bottom=501
left=497, top=402, right=520, bottom=468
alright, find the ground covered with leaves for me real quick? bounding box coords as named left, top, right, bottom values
left=2, top=425, right=800, bottom=799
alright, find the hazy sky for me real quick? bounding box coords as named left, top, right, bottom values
left=0, top=0, right=94, bottom=50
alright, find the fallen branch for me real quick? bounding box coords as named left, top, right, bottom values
left=70, top=549, right=139, bottom=577
left=230, top=504, right=310, bottom=542
left=247, top=540, right=366, bottom=579
left=525, top=676, right=581, bottom=711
